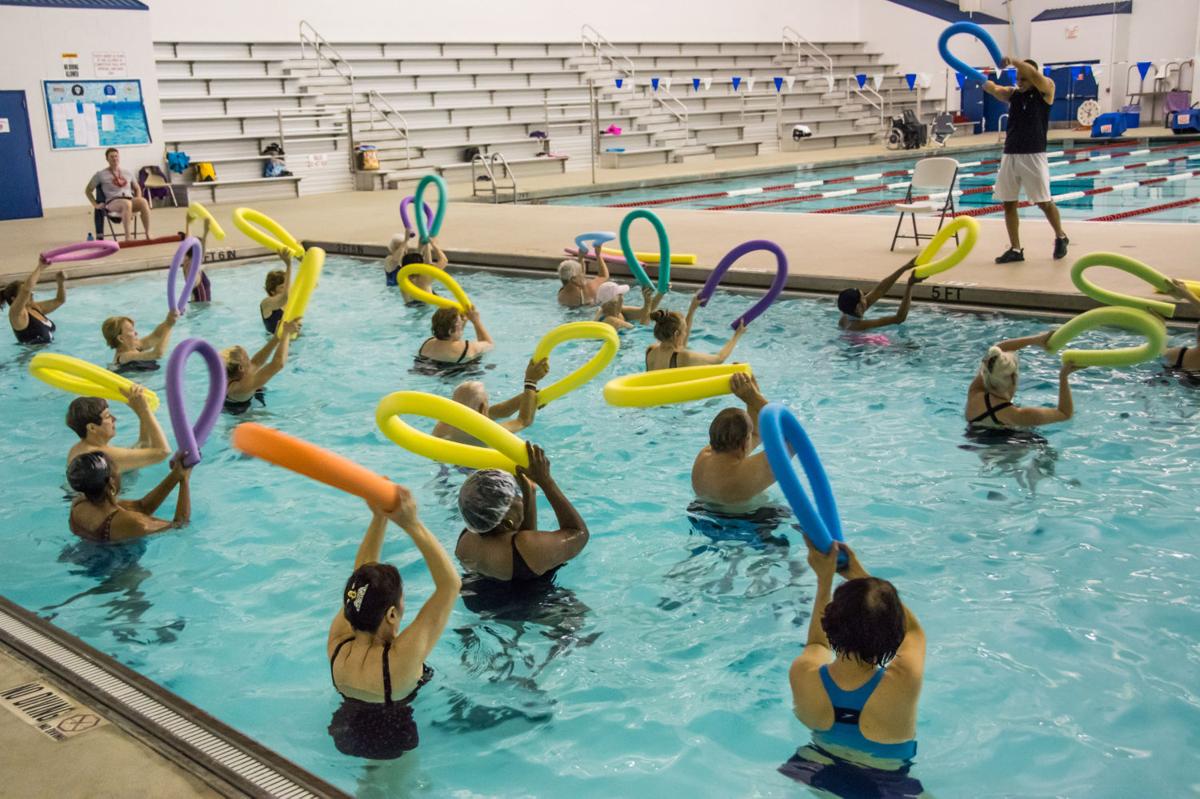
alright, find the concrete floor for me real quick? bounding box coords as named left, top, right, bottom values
left=0, top=645, right=221, bottom=799
left=1, top=127, right=1195, bottom=320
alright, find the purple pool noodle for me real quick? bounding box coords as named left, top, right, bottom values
left=166, top=236, right=203, bottom=314
left=167, top=337, right=227, bottom=467
left=399, top=196, right=434, bottom=232
left=697, top=240, right=789, bottom=330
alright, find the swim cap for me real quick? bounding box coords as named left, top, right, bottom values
left=596, top=281, right=629, bottom=305
left=837, top=288, right=863, bottom=317
left=459, top=469, right=519, bottom=533
left=558, top=260, right=582, bottom=282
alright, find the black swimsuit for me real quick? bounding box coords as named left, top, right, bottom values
left=456, top=530, right=563, bottom=583
left=113, top=359, right=160, bottom=374
left=13, top=310, right=55, bottom=345
left=419, top=337, right=473, bottom=364
left=327, top=637, right=433, bottom=760
left=645, top=346, right=679, bottom=370
left=262, top=307, right=283, bottom=335
left=969, top=394, right=1013, bottom=427
left=223, top=388, right=265, bottom=415
left=1172, top=347, right=1190, bottom=370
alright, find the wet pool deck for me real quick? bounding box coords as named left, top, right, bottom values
left=0, top=643, right=222, bottom=798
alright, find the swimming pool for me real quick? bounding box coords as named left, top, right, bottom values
left=542, top=141, right=1200, bottom=223
left=2, top=256, right=1198, bottom=797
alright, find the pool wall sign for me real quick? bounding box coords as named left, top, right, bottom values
left=0, top=680, right=107, bottom=741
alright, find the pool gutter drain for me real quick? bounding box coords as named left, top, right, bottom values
left=0, top=595, right=348, bottom=799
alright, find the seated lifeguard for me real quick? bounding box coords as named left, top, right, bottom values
left=85, top=148, right=151, bottom=241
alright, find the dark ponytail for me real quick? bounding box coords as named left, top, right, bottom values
left=0, top=281, right=20, bottom=308
left=651, top=309, right=684, bottom=342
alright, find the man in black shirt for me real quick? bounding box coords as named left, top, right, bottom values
left=983, top=58, right=1069, bottom=264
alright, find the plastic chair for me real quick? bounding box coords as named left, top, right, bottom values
left=890, top=157, right=960, bottom=252
left=138, top=165, right=179, bottom=208
left=1164, top=91, right=1192, bottom=125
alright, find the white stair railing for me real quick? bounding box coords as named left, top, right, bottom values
left=471, top=152, right=519, bottom=204
left=581, top=24, right=636, bottom=78
left=364, top=90, right=411, bottom=169
left=652, top=85, right=689, bottom=133
left=783, top=26, right=834, bottom=93
left=849, top=80, right=886, bottom=128
left=299, top=19, right=356, bottom=113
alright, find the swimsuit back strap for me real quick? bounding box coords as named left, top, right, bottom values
left=329, top=636, right=354, bottom=690
left=382, top=640, right=394, bottom=705
left=456, top=340, right=471, bottom=364
left=1176, top=346, right=1189, bottom=370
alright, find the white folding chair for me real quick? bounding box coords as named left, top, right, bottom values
left=890, top=156, right=960, bottom=251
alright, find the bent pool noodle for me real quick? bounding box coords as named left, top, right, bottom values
left=166, top=236, right=203, bottom=314
left=166, top=337, right=227, bottom=468
left=575, top=231, right=616, bottom=250
left=564, top=246, right=631, bottom=267
left=414, top=174, right=448, bottom=243
left=399, top=196, right=434, bottom=232
left=231, top=422, right=400, bottom=511
left=697, top=239, right=789, bottom=330
left=40, top=240, right=120, bottom=264
left=759, top=403, right=844, bottom=553
left=618, top=208, right=671, bottom=293
left=938, top=21, right=1004, bottom=85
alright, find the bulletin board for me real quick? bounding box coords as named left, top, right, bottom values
left=42, top=79, right=151, bottom=150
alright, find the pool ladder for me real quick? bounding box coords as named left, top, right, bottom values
left=471, top=151, right=519, bottom=204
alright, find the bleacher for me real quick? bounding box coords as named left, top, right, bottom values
left=153, top=35, right=926, bottom=202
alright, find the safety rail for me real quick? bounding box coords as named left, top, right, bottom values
left=849, top=80, right=886, bottom=128
left=299, top=20, right=356, bottom=113
left=581, top=24, right=636, bottom=78
left=783, top=26, right=834, bottom=93
left=471, top=151, right=519, bottom=204
left=653, top=85, right=689, bottom=132
left=364, top=90, right=411, bottom=169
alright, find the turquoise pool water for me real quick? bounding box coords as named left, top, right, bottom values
left=542, top=142, right=1200, bottom=223
left=2, top=257, right=1199, bottom=797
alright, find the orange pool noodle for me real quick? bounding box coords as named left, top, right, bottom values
left=231, top=423, right=399, bottom=511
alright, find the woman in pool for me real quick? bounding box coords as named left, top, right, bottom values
left=645, top=294, right=746, bottom=370
left=1163, top=279, right=1200, bottom=373
left=786, top=540, right=925, bottom=772
left=595, top=282, right=659, bottom=331
left=101, top=310, right=179, bottom=373
left=837, top=260, right=920, bottom=332
left=221, top=318, right=301, bottom=414
left=66, top=452, right=192, bottom=542
left=327, top=486, right=460, bottom=759
left=182, top=217, right=213, bottom=303
left=2, top=257, right=66, bottom=345
left=965, top=331, right=1083, bottom=429
left=557, top=248, right=609, bottom=308
left=433, top=357, right=550, bottom=444
left=260, top=250, right=293, bottom=335
left=417, top=306, right=494, bottom=365
left=389, top=235, right=448, bottom=306
left=455, top=443, right=589, bottom=583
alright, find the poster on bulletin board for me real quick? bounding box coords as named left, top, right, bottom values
left=42, top=79, right=150, bottom=150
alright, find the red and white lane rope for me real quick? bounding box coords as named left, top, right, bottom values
left=953, top=169, right=1200, bottom=219
left=609, top=140, right=1191, bottom=210
left=1087, top=196, right=1200, bottom=222
left=702, top=142, right=1198, bottom=213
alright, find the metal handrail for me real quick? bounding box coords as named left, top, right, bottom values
left=298, top=20, right=356, bottom=112
left=783, top=26, right=834, bottom=93
left=471, top=152, right=518, bottom=204
left=581, top=24, right=636, bottom=78
left=364, top=90, right=411, bottom=169
left=739, top=91, right=778, bottom=122
left=849, top=80, right=886, bottom=128
left=652, top=84, right=689, bottom=130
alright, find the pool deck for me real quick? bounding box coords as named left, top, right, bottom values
left=1, top=128, right=1196, bottom=321
left=0, top=643, right=221, bottom=799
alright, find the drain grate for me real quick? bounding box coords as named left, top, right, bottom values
left=0, top=596, right=347, bottom=799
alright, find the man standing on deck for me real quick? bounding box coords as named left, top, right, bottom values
left=982, top=57, right=1069, bottom=264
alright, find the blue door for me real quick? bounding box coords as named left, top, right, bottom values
left=0, top=91, right=43, bottom=220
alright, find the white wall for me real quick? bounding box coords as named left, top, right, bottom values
left=147, top=0, right=860, bottom=43
left=0, top=5, right=163, bottom=211
left=858, top=0, right=1009, bottom=110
